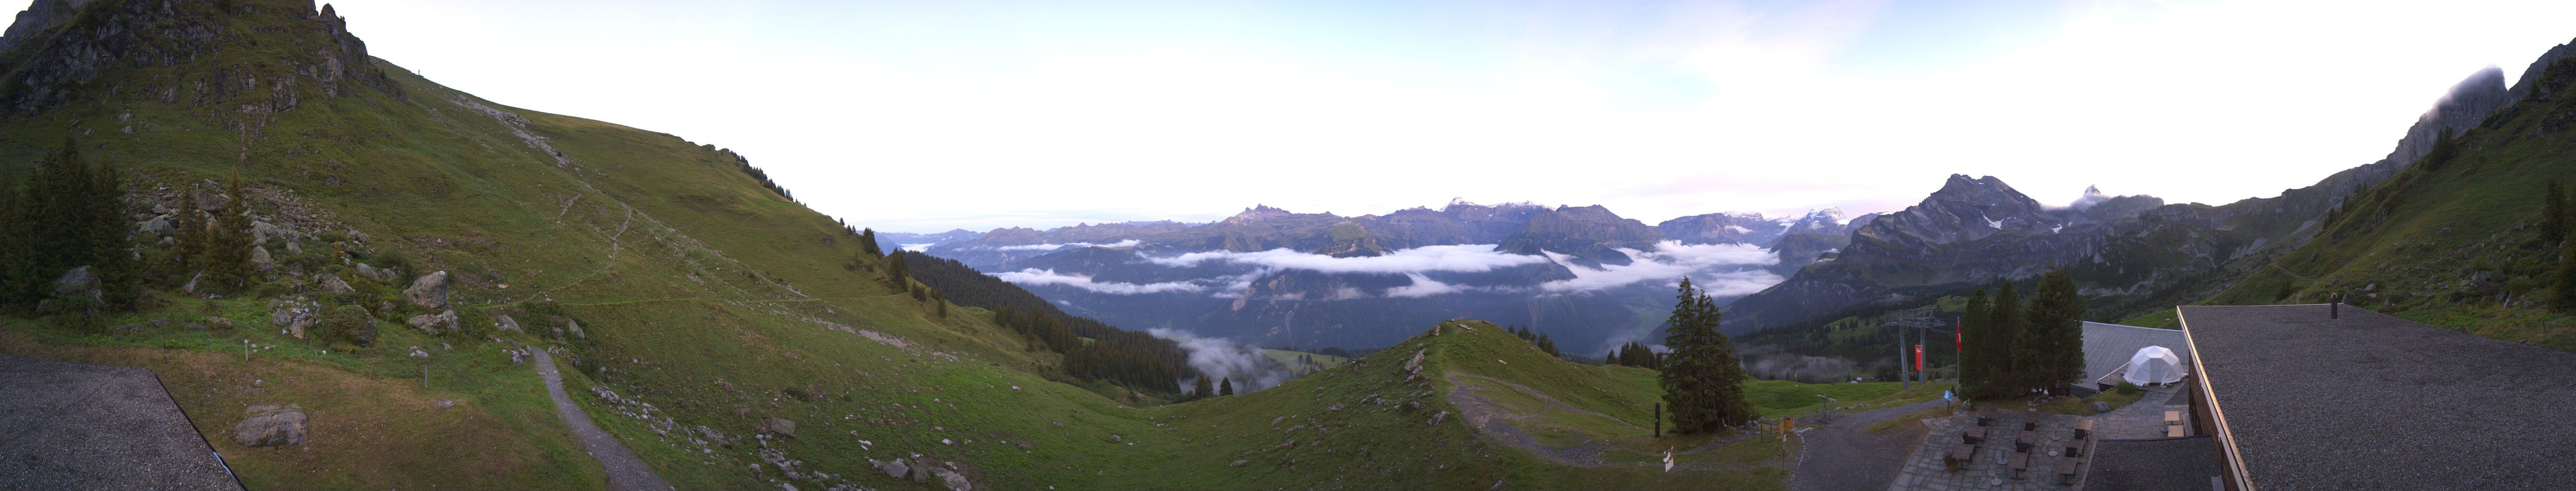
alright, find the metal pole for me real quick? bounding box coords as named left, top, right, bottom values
left=1899, top=323, right=1909, bottom=389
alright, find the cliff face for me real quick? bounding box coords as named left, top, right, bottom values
left=0, top=0, right=87, bottom=51
left=0, top=0, right=400, bottom=114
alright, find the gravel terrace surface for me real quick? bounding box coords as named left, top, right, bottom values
left=531, top=348, right=673, bottom=491
left=2179, top=304, right=2576, bottom=491
left=0, top=353, right=240, bottom=491
left=1789, top=398, right=1947, bottom=491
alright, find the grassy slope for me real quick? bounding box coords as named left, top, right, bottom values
left=2199, top=58, right=2576, bottom=352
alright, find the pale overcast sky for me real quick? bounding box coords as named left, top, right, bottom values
left=330, top=0, right=2576, bottom=233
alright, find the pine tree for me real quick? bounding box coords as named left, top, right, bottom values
left=1958, top=289, right=1994, bottom=396
left=1218, top=377, right=1234, bottom=396
left=1193, top=375, right=1214, bottom=400
left=860, top=228, right=883, bottom=257
left=2547, top=181, right=2569, bottom=245
left=2022, top=270, right=2087, bottom=395
left=0, top=182, right=30, bottom=311
left=1981, top=283, right=2027, bottom=399
left=201, top=174, right=254, bottom=293
left=885, top=252, right=909, bottom=289
left=1659, top=278, right=1756, bottom=433
left=2556, top=231, right=2576, bottom=312
left=1535, top=332, right=1558, bottom=357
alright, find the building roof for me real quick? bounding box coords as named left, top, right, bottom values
left=0, top=353, right=241, bottom=490
left=2178, top=304, right=2576, bottom=491
left=2086, top=437, right=2224, bottom=491
left=2081, top=321, right=2191, bottom=386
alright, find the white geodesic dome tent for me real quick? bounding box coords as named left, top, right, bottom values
left=2123, top=346, right=2185, bottom=386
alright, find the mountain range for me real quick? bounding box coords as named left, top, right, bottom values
left=900, top=201, right=1885, bottom=352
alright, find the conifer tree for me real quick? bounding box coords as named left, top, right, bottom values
left=1193, top=375, right=1214, bottom=400
left=1958, top=289, right=1994, bottom=396
left=0, top=181, right=30, bottom=311
left=860, top=228, right=883, bottom=257
left=2556, top=231, right=2576, bottom=312
left=1981, top=283, right=2026, bottom=399
left=1218, top=377, right=1234, bottom=396
left=2022, top=270, right=2087, bottom=395
left=1535, top=331, right=1558, bottom=357
left=1659, top=278, right=1756, bottom=433
left=2547, top=181, right=2569, bottom=245
left=200, top=174, right=255, bottom=292
left=885, top=251, right=909, bottom=289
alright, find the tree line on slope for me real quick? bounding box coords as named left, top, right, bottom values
left=883, top=249, right=1193, bottom=397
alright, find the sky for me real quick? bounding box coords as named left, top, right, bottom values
left=327, top=0, right=2576, bottom=233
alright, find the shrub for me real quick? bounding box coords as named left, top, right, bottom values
left=319, top=304, right=377, bottom=347
left=2114, top=381, right=2140, bottom=395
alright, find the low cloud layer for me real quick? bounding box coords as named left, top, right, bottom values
left=991, top=242, right=1784, bottom=299
left=989, top=269, right=1207, bottom=294
left=1151, top=328, right=1297, bottom=393
left=1539, top=241, right=1782, bottom=295
left=1143, top=244, right=1551, bottom=274
left=991, top=239, right=1143, bottom=251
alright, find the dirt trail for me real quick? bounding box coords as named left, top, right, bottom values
left=531, top=349, right=672, bottom=491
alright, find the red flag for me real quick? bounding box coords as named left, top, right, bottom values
left=1914, top=344, right=1925, bottom=371
left=1955, top=321, right=1963, bottom=352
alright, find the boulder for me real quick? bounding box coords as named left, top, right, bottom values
left=760, top=417, right=796, bottom=438
left=874, top=458, right=910, bottom=479
left=193, top=189, right=227, bottom=212
left=2093, top=402, right=2111, bottom=413
left=180, top=270, right=204, bottom=293
left=354, top=263, right=381, bottom=280
left=565, top=319, right=586, bottom=339
left=496, top=315, right=522, bottom=333
left=251, top=246, right=275, bottom=272
left=284, top=241, right=303, bottom=256
left=405, top=310, right=459, bottom=334
left=231, top=404, right=308, bottom=447
left=931, top=468, right=971, bottom=491
left=252, top=221, right=284, bottom=244
left=35, top=266, right=101, bottom=316
left=137, top=215, right=172, bottom=236
left=403, top=271, right=449, bottom=309
left=321, top=275, right=354, bottom=293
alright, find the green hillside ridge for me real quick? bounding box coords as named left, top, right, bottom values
left=2200, top=55, right=2576, bottom=352
left=0, top=1, right=1921, bottom=490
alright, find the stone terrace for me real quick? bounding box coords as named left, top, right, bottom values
left=1890, top=408, right=2091, bottom=491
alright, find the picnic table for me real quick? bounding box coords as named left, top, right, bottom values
left=2015, top=432, right=2037, bottom=453
left=2164, top=410, right=2183, bottom=425
left=1977, top=408, right=1994, bottom=426
left=2166, top=424, right=2187, bottom=438
left=1949, top=444, right=1975, bottom=468
left=2055, top=457, right=2080, bottom=484
left=2073, top=419, right=2094, bottom=440
left=1964, top=425, right=1989, bottom=444
left=2007, top=452, right=2031, bottom=479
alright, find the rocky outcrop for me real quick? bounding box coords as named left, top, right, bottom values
left=0, top=0, right=91, bottom=51
left=249, top=246, right=274, bottom=272
left=231, top=404, right=308, bottom=447
left=495, top=315, right=521, bottom=333
left=405, top=309, right=457, bottom=334
left=320, top=275, right=353, bottom=293
left=34, top=265, right=98, bottom=316
left=0, top=0, right=402, bottom=114
left=403, top=271, right=448, bottom=309
left=759, top=417, right=795, bottom=438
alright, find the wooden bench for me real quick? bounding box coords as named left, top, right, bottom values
left=1964, top=426, right=1988, bottom=444
left=2056, top=457, right=2080, bottom=485
left=2015, top=432, right=2037, bottom=453
left=2007, top=453, right=2031, bottom=479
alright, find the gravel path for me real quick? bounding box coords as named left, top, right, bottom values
left=1789, top=398, right=1948, bottom=491
left=531, top=349, right=672, bottom=491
